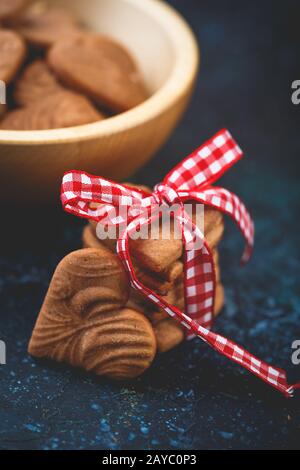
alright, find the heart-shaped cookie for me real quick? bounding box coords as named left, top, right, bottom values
left=48, top=33, right=148, bottom=113
left=86, top=193, right=224, bottom=276
left=29, top=248, right=157, bottom=379
left=82, top=225, right=177, bottom=296
left=0, top=29, right=26, bottom=83
left=153, top=281, right=225, bottom=354
left=81, top=224, right=225, bottom=352
left=154, top=319, right=185, bottom=353
left=14, top=60, right=64, bottom=106
left=0, top=90, right=104, bottom=130
left=0, top=104, right=6, bottom=119
left=17, top=7, right=81, bottom=48
left=0, top=0, right=30, bottom=21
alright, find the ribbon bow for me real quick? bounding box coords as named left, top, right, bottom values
left=61, top=129, right=300, bottom=398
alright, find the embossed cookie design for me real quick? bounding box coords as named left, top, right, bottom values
left=29, top=248, right=157, bottom=379
left=17, top=7, right=81, bottom=48
left=0, top=4, right=148, bottom=129
left=0, top=29, right=26, bottom=83
left=0, top=90, right=104, bottom=130
left=82, top=224, right=225, bottom=354
left=48, top=33, right=148, bottom=113
left=14, top=60, right=64, bottom=106
left=0, top=0, right=30, bottom=22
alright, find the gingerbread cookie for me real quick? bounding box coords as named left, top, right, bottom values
left=154, top=320, right=185, bottom=353
left=84, top=200, right=224, bottom=297
left=87, top=187, right=224, bottom=277
left=17, top=7, right=81, bottom=48
left=48, top=33, right=148, bottom=113
left=14, top=60, right=64, bottom=106
left=136, top=286, right=179, bottom=325
left=0, top=29, right=26, bottom=83
left=153, top=282, right=225, bottom=353
left=0, top=0, right=30, bottom=22
left=148, top=275, right=224, bottom=327
left=29, top=248, right=157, bottom=379
left=82, top=225, right=181, bottom=296
left=82, top=224, right=225, bottom=342
left=0, top=104, right=6, bottom=119
left=0, top=90, right=104, bottom=130
left=129, top=210, right=224, bottom=274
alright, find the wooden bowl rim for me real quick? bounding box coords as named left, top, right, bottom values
left=0, top=0, right=199, bottom=145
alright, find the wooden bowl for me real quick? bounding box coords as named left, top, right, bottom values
left=0, top=0, right=199, bottom=205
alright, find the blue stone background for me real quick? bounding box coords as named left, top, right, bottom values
left=0, top=0, right=299, bottom=450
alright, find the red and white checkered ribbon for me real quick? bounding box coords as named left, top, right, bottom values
left=61, top=129, right=300, bottom=398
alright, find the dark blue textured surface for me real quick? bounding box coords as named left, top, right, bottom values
left=0, top=0, right=300, bottom=450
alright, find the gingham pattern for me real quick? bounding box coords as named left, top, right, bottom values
left=61, top=129, right=299, bottom=397
left=182, top=219, right=216, bottom=334
left=116, top=228, right=298, bottom=398
left=61, top=171, right=151, bottom=225
left=165, top=129, right=244, bottom=190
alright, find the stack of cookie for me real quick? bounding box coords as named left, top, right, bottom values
left=29, top=210, right=224, bottom=381
left=0, top=1, right=148, bottom=130
left=28, top=185, right=225, bottom=379
left=82, top=184, right=225, bottom=354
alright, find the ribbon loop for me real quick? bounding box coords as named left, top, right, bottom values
left=61, top=129, right=300, bottom=398
left=61, top=171, right=147, bottom=223
left=153, top=184, right=181, bottom=207
left=164, top=129, right=243, bottom=191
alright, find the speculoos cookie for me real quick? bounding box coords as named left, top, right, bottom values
left=48, top=33, right=148, bottom=113
left=0, top=29, right=26, bottom=83
left=0, top=90, right=104, bottom=130
left=29, top=248, right=157, bottom=380
left=0, top=0, right=30, bottom=22
left=14, top=60, right=64, bottom=106
left=17, top=7, right=81, bottom=48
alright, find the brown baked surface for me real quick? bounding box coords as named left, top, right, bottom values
left=0, top=90, right=104, bottom=130
left=48, top=33, right=148, bottom=113
left=17, top=7, right=81, bottom=47
left=29, top=248, right=157, bottom=380
left=0, top=29, right=26, bottom=83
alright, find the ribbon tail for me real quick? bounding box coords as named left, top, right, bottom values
left=188, top=187, right=254, bottom=264
left=194, top=323, right=300, bottom=398
left=116, top=213, right=299, bottom=398
left=177, top=210, right=216, bottom=332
